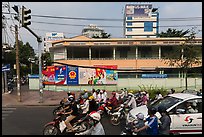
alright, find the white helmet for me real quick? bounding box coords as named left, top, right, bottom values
left=136, top=113, right=144, bottom=120
left=128, top=93, right=134, bottom=97
left=89, top=111, right=101, bottom=121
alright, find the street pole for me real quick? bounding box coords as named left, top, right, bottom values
left=38, top=38, right=43, bottom=103
left=15, top=25, right=21, bottom=102
left=22, top=25, right=43, bottom=103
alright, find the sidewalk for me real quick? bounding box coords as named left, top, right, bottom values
left=2, top=90, right=77, bottom=107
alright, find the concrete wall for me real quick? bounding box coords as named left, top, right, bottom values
left=29, top=77, right=202, bottom=92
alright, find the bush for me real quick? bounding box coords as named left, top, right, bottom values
left=138, top=84, right=168, bottom=100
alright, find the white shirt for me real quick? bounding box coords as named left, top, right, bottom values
left=81, top=99, right=89, bottom=114
left=127, top=97, right=137, bottom=109
left=75, top=122, right=105, bottom=135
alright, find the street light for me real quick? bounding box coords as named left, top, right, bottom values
left=28, top=58, right=35, bottom=75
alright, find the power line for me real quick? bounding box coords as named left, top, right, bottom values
left=2, top=12, right=202, bottom=22
left=31, top=21, right=202, bottom=28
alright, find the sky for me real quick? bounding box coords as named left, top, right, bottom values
left=2, top=2, right=202, bottom=53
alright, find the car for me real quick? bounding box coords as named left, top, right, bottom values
left=126, top=93, right=202, bottom=134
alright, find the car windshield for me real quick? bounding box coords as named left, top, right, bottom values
left=149, top=96, right=183, bottom=110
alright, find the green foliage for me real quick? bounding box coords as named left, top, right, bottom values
left=158, top=28, right=189, bottom=37
left=41, top=51, right=52, bottom=66
left=132, top=85, right=168, bottom=100
left=92, top=32, right=111, bottom=39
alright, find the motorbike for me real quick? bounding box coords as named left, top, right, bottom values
left=52, top=98, right=69, bottom=117
left=7, top=79, right=14, bottom=94
left=97, top=101, right=113, bottom=117
left=120, top=123, right=137, bottom=135
left=43, top=112, right=91, bottom=135
left=110, top=104, right=130, bottom=126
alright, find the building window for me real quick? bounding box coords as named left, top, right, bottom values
left=127, top=36, right=132, bottom=38
left=144, top=21, right=153, bottom=32
left=127, top=16, right=132, bottom=20
left=127, top=22, right=132, bottom=26
left=127, top=28, right=132, bottom=32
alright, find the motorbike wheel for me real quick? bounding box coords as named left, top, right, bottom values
left=110, top=115, right=120, bottom=126
left=43, top=125, right=60, bottom=135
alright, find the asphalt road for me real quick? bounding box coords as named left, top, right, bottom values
left=2, top=106, right=122, bottom=135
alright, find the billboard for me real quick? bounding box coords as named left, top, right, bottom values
left=67, top=66, right=79, bottom=85
left=45, top=32, right=64, bottom=41
left=79, top=65, right=118, bottom=85
left=126, top=4, right=152, bottom=17
left=55, top=66, right=67, bottom=85
left=79, top=68, right=96, bottom=85
left=42, top=66, right=55, bottom=85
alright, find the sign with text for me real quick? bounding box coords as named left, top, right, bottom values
left=42, top=66, right=55, bottom=85
left=67, top=66, right=79, bottom=85
left=55, top=66, right=67, bottom=85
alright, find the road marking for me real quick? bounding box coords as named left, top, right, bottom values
left=2, top=107, right=17, bottom=120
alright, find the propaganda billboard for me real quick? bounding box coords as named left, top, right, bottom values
left=67, top=66, right=79, bottom=85
left=79, top=65, right=118, bottom=85
left=79, top=68, right=96, bottom=85
left=42, top=66, right=55, bottom=85
left=55, top=66, right=67, bottom=85
left=94, top=65, right=118, bottom=85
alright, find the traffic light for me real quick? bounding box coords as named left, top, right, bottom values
left=12, top=5, right=20, bottom=21
left=21, top=6, right=31, bottom=27
left=42, top=60, right=47, bottom=70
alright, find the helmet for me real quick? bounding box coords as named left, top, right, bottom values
left=141, top=91, right=146, bottom=95
left=128, top=93, right=134, bottom=97
left=129, top=90, right=133, bottom=94
left=158, top=105, right=167, bottom=113
left=148, top=107, right=157, bottom=115
left=136, top=113, right=144, bottom=120
left=100, top=90, right=103, bottom=93
left=89, top=111, right=101, bottom=121
left=84, top=89, right=88, bottom=92
left=68, top=95, right=74, bottom=103
left=89, top=95, right=94, bottom=100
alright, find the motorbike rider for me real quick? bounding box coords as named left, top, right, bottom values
left=158, top=105, right=171, bottom=135
left=75, top=111, right=105, bottom=135
left=82, top=89, right=89, bottom=99
left=61, top=95, right=79, bottom=132
left=109, top=91, right=119, bottom=110
left=133, top=113, right=147, bottom=135
left=88, top=95, right=98, bottom=113
left=133, top=107, right=158, bottom=135
left=124, top=91, right=137, bottom=111
left=80, top=95, right=89, bottom=116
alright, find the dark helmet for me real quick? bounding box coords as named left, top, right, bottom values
left=158, top=105, right=167, bottom=113
left=148, top=107, right=157, bottom=115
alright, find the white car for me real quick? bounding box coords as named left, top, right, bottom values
left=126, top=93, right=202, bottom=134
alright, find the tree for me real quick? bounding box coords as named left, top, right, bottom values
left=92, top=32, right=111, bottom=39
left=158, top=28, right=189, bottom=37
left=41, top=51, right=52, bottom=66
left=162, top=28, right=202, bottom=90
left=3, top=41, right=37, bottom=77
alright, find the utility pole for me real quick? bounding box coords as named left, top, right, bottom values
left=15, top=25, right=21, bottom=102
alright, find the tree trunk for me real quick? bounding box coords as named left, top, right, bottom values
left=185, top=69, right=188, bottom=90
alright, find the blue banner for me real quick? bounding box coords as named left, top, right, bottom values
left=2, top=64, right=10, bottom=72
left=67, top=66, right=79, bottom=85
left=55, top=66, right=67, bottom=85
left=142, top=74, right=167, bottom=78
